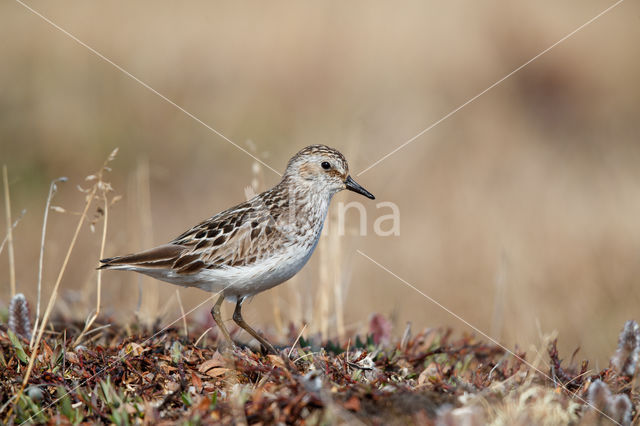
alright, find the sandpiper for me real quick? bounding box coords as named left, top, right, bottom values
left=100, top=145, right=375, bottom=354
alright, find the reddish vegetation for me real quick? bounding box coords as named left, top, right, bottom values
left=0, top=316, right=638, bottom=424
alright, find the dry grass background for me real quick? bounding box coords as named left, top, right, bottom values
left=1, top=0, right=640, bottom=367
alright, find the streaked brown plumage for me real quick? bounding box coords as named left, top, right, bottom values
left=100, top=145, right=374, bottom=354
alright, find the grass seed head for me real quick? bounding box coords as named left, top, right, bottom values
left=611, top=320, right=640, bottom=377
left=8, top=293, right=32, bottom=341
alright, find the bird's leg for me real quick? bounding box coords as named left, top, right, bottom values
left=211, top=294, right=233, bottom=351
left=232, top=298, right=278, bottom=355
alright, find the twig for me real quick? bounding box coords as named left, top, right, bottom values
left=3, top=165, right=16, bottom=297
left=81, top=323, right=111, bottom=338
left=344, top=338, right=351, bottom=373
left=293, top=352, right=319, bottom=363
left=288, top=323, right=308, bottom=358
left=194, top=327, right=213, bottom=347
left=31, top=177, right=67, bottom=349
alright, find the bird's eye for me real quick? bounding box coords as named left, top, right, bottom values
left=321, top=161, right=331, bottom=170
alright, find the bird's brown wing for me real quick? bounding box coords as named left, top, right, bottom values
left=170, top=199, right=283, bottom=273
left=100, top=196, right=286, bottom=274
left=99, top=244, right=186, bottom=269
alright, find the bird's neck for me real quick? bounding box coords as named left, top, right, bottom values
left=269, top=178, right=333, bottom=237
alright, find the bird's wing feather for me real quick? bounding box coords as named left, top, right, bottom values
left=99, top=244, right=185, bottom=269
left=100, top=192, right=290, bottom=275
left=170, top=198, right=285, bottom=273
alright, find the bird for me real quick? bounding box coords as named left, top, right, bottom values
left=99, top=145, right=375, bottom=354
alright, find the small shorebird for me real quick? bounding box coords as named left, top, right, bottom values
left=100, top=145, right=374, bottom=354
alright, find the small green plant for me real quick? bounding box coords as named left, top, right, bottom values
left=7, top=329, right=29, bottom=364
left=57, top=386, right=84, bottom=425
left=171, top=340, right=183, bottom=364
left=98, top=376, right=131, bottom=426
left=15, top=392, right=47, bottom=424
left=209, top=392, right=218, bottom=410
left=181, top=392, right=193, bottom=407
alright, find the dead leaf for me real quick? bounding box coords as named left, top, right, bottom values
left=42, top=340, right=53, bottom=362
left=266, top=354, right=286, bottom=369
left=191, top=371, right=203, bottom=392
left=204, top=367, right=230, bottom=378
left=198, top=351, right=228, bottom=373
left=165, top=381, right=180, bottom=392
left=65, top=352, right=79, bottom=364
left=119, top=342, right=144, bottom=357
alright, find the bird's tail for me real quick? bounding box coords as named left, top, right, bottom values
left=98, top=244, right=184, bottom=270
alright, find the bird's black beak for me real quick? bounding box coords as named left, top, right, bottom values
left=345, top=175, right=375, bottom=200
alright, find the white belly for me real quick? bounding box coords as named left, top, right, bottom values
left=134, top=234, right=321, bottom=300
left=124, top=194, right=330, bottom=301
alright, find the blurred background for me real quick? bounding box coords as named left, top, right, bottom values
left=1, top=0, right=639, bottom=365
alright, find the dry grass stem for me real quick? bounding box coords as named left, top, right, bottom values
left=194, top=327, right=213, bottom=347
left=3, top=165, right=16, bottom=297
left=6, top=149, right=118, bottom=420
left=316, top=227, right=331, bottom=339
left=0, top=209, right=26, bottom=257
left=287, top=323, right=308, bottom=358
left=3, top=310, right=633, bottom=423
left=73, top=188, right=110, bottom=346
left=490, top=251, right=508, bottom=341
left=31, top=176, right=67, bottom=349
left=6, top=182, right=97, bottom=421
left=157, top=291, right=177, bottom=320
left=176, top=289, right=188, bottom=337
left=331, top=218, right=345, bottom=341
left=130, top=157, right=158, bottom=326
